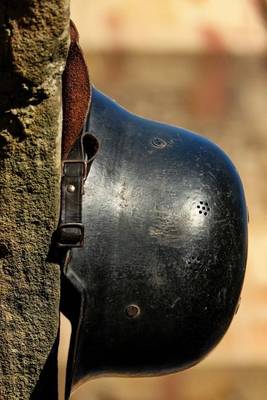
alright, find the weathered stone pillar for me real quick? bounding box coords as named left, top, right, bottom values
left=0, top=1, right=70, bottom=398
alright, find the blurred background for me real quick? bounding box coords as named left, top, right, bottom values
left=60, top=1, right=267, bottom=399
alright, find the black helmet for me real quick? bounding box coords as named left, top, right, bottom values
left=60, top=87, right=248, bottom=398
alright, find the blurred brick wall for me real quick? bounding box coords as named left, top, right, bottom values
left=71, top=0, right=267, bottom=53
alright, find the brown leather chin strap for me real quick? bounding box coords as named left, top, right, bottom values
left=58, top=23, right=97, bottom=399
left=62, top=20, right=92, bottom=160
left=56, top=20, right=94, bottom=250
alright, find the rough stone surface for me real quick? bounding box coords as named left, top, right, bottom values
left=0, top=1, right=70, bottom=398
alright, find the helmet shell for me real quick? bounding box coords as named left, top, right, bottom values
left=65, top=88, right=248, bottom=388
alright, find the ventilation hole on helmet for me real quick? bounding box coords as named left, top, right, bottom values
left=125, top=304, right=141, bottom=319
left=151, top=137, right=167, bottom=149
left=197, top=201, right=210, bottom=215
left=83, top=133, right=99, bottom=161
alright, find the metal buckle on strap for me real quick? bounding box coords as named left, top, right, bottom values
left=62, top=160, right=88, bottom=181
left=56, top=223, right=85, bottom=248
